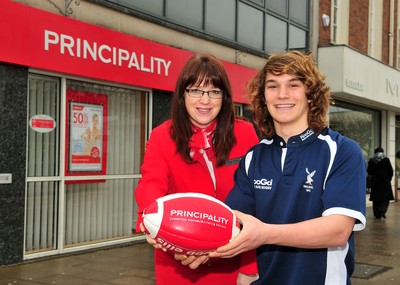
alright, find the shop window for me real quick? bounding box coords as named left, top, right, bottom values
left=64, top=80, right=146, bottom=245
left=26, top=75, right=61, bottom=252
left=26, top=75, right=147, bottom=254
left=27, top=74, right=60, bottom=177
left=329, top=100, right=380, bottom=161
left=66, top=80, right=145, bottom=176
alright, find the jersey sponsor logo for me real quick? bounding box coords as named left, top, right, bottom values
left=303, top=168, right=316, bottom=192
left=300, top=129, right=314, bottom=141
left=253, top=178, right=273, bottom=190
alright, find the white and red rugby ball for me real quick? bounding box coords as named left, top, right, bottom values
left=142, top=192, right=241, bottom=255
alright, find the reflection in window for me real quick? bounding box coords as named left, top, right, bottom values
left=266, top=0, right=287, bottom=15
left=119, top=0, right=164, bottom=16
left=238, top=2, right=264, bottom=50
left=103, top=0, right=309, bottom=55
left=266, top=15, right=287, bottom=52
left=289, top=25, right=306, bottom=50
left=329, top=101, right=380, bottom=161
left=289, top=0, right=308, bottom=26
left=166, top=0, right=203, bottom=29
left=249, top=0, right=265, bottom=7
left=205, top=0, right=235, bottom=40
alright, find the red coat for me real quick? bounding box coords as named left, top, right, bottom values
left=135, top=118, right=259, bottom=285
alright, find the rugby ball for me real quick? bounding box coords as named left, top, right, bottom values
left=142, top=192, right=241, bottom=255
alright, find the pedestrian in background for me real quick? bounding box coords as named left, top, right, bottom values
left=368, top=147, right=394, bottom=219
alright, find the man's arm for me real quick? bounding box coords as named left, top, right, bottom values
left=209, top=210, right=355, bottom=259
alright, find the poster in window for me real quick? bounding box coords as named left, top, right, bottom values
left=66, top=90, right=108, bottom=178
left=69, top=102, right=103, bottom=171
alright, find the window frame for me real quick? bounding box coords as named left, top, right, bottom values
left=25, top=69, right=149, bottom=260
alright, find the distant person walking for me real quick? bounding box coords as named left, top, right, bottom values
left=396, top=151, right=400, bottom=193
left=367, top=147, right=394, bottom=219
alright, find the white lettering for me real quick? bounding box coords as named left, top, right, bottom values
left=118, top=49, right=130, bottom=66
left=140, top=54, right=151, bottom=72
left=76, top=38, right=81, bottom=57
left=162, top=59, right=171, bottom=76
left=83, top=41, right=96, bottom=60
left=60, top=34, right=75, bottom=55
left=169, top=210, right=229, bottom=225
left=98, top=45, right=111, bottom=63
left=386, top=78, right=399, bottom=96
left=128, top=52, right=139, bottom=69
left=43, top=29, right=172, bottom=76
left=44, top=30, right=59, bottom=51
left=156, top=237, right=184, bottom=253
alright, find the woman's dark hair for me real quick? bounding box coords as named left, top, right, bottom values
left=170, top=54, right=236, bottom=166
left=247, top=51, right=331, bottom=138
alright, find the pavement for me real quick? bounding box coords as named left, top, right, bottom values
left=0, top=199, right=400, bottom=285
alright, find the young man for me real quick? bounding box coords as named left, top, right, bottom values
left=208, top=51, right=367, bottom=285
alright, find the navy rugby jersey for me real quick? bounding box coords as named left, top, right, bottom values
left=226, top=127, right=366, bottom=285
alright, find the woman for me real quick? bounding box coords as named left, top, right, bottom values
left=135, top=54, right=259, bottom=285
left=368, top=147, right=394, bottom=219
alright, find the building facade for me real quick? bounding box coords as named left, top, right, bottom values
left=316, top=0, right=400, bottom=196
left=0, top=0, right=399, bottom=267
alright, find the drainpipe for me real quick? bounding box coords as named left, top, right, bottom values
left=389, top=0, right=394, bottom=66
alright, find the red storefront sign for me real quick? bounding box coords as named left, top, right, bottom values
left=0, top=0, right=257, bottom=103
left=31, top=118, right=55, bottom=129
left=29, top=115, right=56, bottom=133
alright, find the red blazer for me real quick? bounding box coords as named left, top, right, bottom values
left=135, top=118, right=259, bottom=284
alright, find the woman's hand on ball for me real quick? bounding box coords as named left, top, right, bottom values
left=174, top=254, right=209, bottom=269
left=139, top=223, right=165, bottom=251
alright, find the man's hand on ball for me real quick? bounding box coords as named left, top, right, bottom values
left=174, top=254, right=209, bottom=269
left=209, top=210, right=264, bottom=258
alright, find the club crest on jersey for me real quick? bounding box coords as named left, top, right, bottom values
left=303, top=168, right=316, bottom=192
left=253, top=178, right=273, bottom=190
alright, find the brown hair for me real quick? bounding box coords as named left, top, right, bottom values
left=247, top=51, right=330, bottom=138
left=170, top=54, right=236, bottom=166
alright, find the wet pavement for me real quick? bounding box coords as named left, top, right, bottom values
left=352, top=200, right=400, bottom=285
left=0, top=200, right=399, bottom=284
